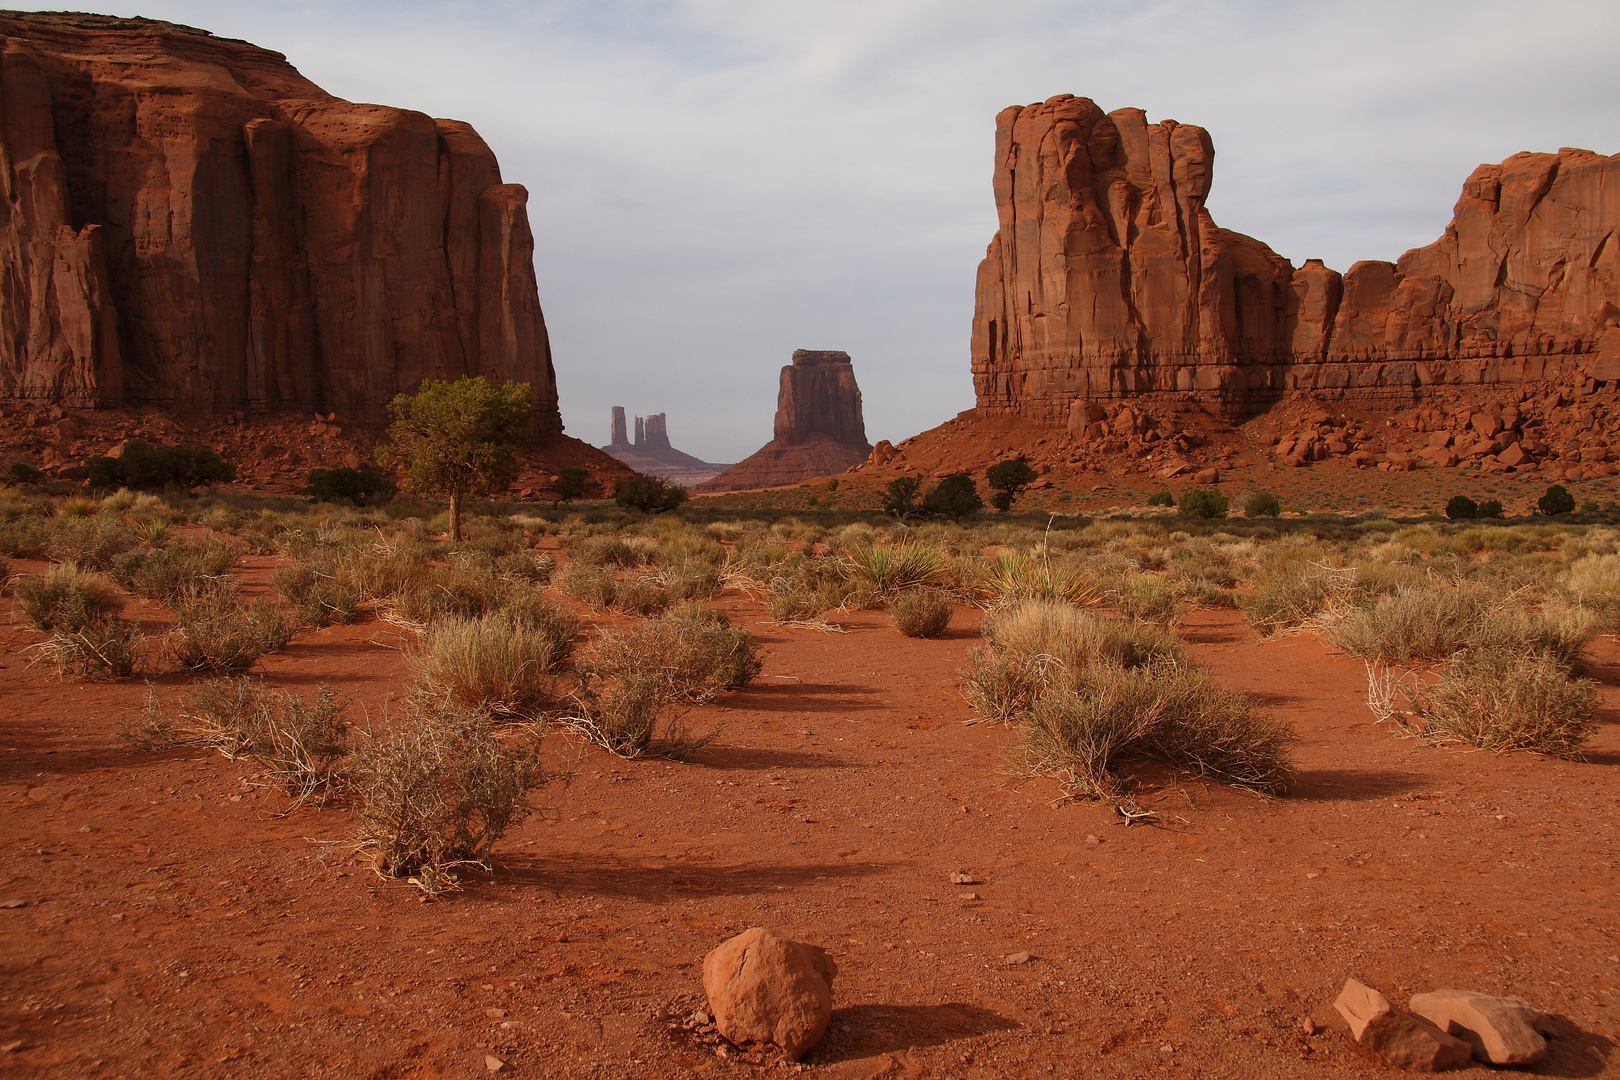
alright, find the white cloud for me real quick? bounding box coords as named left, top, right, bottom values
left=20, top=1, right=1620, bottom=459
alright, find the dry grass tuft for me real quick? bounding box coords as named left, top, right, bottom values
left=984, top=548, right=1102, bottom=606
left=14, top=563, right=124, bottom=631
left=891, top=588, right=953, bottom=638
left=414, top=609, right=572, bottom=717
left=169, top=585, right=295, bottom=673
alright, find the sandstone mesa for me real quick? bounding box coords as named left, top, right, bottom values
left=602, top=406, right=730, bottom=487
left=0, top=11, right=560, bottom=437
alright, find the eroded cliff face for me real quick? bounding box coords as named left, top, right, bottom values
left=972, top=94, right=1620, bottom=425
left=0, top=12, right=560, bottom=435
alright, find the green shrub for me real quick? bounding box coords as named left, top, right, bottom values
left=984, top=548, right=1103, bottom=606
left=614, top=475, right=687, bottom=513
left=1244, top=491, right=1281, bottom=518
left=1146, top=491, right=1175, bottom=508
left=882, top=476, right=922, bottom=518
left=14, top=564, right=123, bottom=631
left=7, top=461, right=43, bottom=485
left=891, top=588, right=953, bottom=638
left=353, top=699, right=546, bottom=894
left=1445, top=495, right=1478, bottom=520
left=554, top=467, right=591, bottom=503
left=1538, top=484, right=1575, bottom=516
left=301, top=467, right=395, bottom=506
left=922, top=473, right=983, bottom=519
left=846, top=542, right=947, bottom=595
left=1178, top=488, right=1228, bottom=520
left=1477, top=498, right=1504, bottom=518
left=986, top=460, right=1038, bottom=513
left=86, top=441, right=235, bottom=491
left=170, top=586, right=295, bottom=673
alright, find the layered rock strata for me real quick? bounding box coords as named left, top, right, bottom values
left=601, top=407, right=730, bottom=486
left=0, top=12, right=560, bottom=436
left=697, top=350, right=873, bottom=493
left=972, top=94, right=1620, bottom=424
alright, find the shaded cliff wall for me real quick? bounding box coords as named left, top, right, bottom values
left=0, top=12, right=561, bottom=435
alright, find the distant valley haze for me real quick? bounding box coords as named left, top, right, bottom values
left=18, top=0, right=1618, bottom=463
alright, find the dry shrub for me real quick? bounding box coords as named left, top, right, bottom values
left=160, top=678, right=348, bottom=800
left=610, top=575, right=671, bottom=617
left=1329, top=583, right=1588, bottom=668
left=1019, top=662, right=1293, bottom=798
left=984, top=548, right=1102, bottom=606
left=394, top=562, right=502, bottom=623
left=47, top=514, right=138, bottom=570
left=1241, top=560, right=1352, bottom=636
left=496, top=549, right=554, bottom=585
left=275, top=561, right=363, bottom=627
left=122, top=539, right=239, bottom=603
left=961, top=600, right=1181, bottom=724
left=170, top=585, right=295, bottom=673
left=352, top=699, right=546, bottom=895
left=769, top=587, right=825, bottom=624
left=891, top=588, right=953, bottom=638
left=0, top=514, right=47, bottom=558
left=1399, top=649, right=1598, bottom=758
left=415, top=610, right=570, bottom=717
left=557, top=562, right=616, bottom=609
left=1116, top=573, right=1184, bottom=625
left=567, top=535, right=642, bottom=568
left=846, top=542, right=947, bottom=595
left=570, top=609, right=761, bottom=758
left=36, top=617, right=145, bottom=680
left=661, top=559, right=722, bottom=601
left=14, top=563, right=124, bottom=631
left=1564, top=552, right=1620, bottom=633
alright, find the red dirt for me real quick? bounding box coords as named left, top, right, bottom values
left=2, top=568, right=1617, bottom=1077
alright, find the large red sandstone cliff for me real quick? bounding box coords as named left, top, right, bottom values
left=972, top=94, right=1620, bottom=427
left=697, top=350, right=873, bottom=493
left=0, top=12, right=560, bottom=435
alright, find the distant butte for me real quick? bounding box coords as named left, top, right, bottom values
left=696, top=350, right=874, bottom=493
left=602, top=407, right=730, bottom=486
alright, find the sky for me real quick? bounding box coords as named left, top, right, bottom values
left=20, top=1, right=1620, bottom=461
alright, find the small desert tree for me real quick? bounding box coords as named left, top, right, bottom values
left=923, top=473, right=984, bottom=520
left=554, top=467, right=590, bottom=505
left=1538, top=484, right=1575, bottom=517
left=377, top=377, right=532, bottom=541
left=986, top=460, right=1038, bottom=513
left=882, top=476, right=922, bottom=519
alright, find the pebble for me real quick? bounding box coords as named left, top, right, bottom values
left=0, top=899, right=26, bottom=909
left=948, top=871, right=979, bottom=885
left=1085, top=834, right=1102, bottom=845
left=1005, top=951, right=1033, bottom=966
left=484, top=1055, right=507, bottom=1073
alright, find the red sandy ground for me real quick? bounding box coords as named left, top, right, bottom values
left=1, top=554, right=1617, bottom=1078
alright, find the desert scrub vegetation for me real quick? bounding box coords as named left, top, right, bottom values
left=845, top=541, right=948, bottom=597
left=414, top=608, right=575, bottom=717
left=169, top=585, right=296, bottom=673
left=1328, top=581, right=1589, bottom=669
left=984, top=547, right=1102, bottom=606
left=567, top=607, right=762, bottom=758
left=141, top=679, right=349, bottom=801
left=891, top=588, right=953, bottom=638
left=14, top=562, right=124, bottom=631
left=352, top=698, right=547, bottom=895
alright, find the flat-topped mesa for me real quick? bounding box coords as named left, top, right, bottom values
left=601, top=407, right=730, bottom=486
left=0, top=11, right=561, bottom=437
left=639, top=413, right=671, bottom=450
left=696, top=349, right=873, bottom=493
left=971, top=93, right=1620, bottom=426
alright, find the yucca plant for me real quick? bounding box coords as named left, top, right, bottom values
left=984, top=547, right=1102, bottom=606
left=844, top=541, right=947, bottom=595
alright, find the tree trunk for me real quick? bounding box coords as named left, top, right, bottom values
left=449, top=487, right=463, bottom=541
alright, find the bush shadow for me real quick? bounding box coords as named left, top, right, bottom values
left=1287, top=768, right=1425, bottom=801
left=804, top=1002, right=1017, bottom=1064
left=692, top=746, right=852, bottom=770
left=471, top=854, right=886, bottom=903
left=724, top=681, right=887, bottom=714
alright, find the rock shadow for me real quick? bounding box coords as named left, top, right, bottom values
left=1179, top=623, right=1252, bottom=646
left=468, top=854, right=884, bottom=903
left=1530, top=1012, right=1613, bottom=1077
left=804, top=1002, right=1017, bottom=1064
left=1288, top=768, right=1425, bottom=801
left=693, top=746, right=852, bottom=771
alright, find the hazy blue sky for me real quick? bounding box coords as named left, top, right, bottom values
left=21, top=2, right=1620, bottom=460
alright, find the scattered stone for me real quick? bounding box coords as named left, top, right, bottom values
left=1004, top=952, right=1034, bottom=966
left=1408, top=990, right=1551, bottom=1066
left=948, top=871, right=979, bottom=884
left=1084, top=834, right=1102, bottom=845
left=702, top=927, right=836, bottom=1059
left=1334, top=978, right=1471, bottom=1071
left=1, top=1040, right=22, bottom=1053
left=484, top=1054, right=507, bottom=1073
left=0, top=899, right=26, bottom=909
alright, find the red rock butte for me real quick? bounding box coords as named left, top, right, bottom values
left=697, top=350, right=873, bottom=493
left=0, top=11, right=560, bottom=437
left=971, top=94, right=1620, bottom=429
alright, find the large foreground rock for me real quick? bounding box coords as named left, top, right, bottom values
left=702, top=927, right=836, bottom=1059
left=1409, top=989, right=1552, bottom=1065
left=696, top=350, right=873, bottom=492
left=0, top=12, right=561, bottom=436
left=971, top=94, right=1620, bottom=422
left=1334, top=978, right=1472, bottom=1071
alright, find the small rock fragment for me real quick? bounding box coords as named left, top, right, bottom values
left=484, top=1054, right=507, bottom=1073
left=1409, top=989, right=1551, bottom=1066
left=1085, top=834, right=1101, bottom=845
left=1, top=1040, right=22, bottom=1053
left=1005, top=951, right=1033, bottom=966
left=948, top=871, right=979, bottom=884
left=0, top=899, right=26, bottom=909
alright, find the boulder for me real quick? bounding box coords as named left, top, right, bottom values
left=1193, top=467, right=1220, bottom=484
left=1408, top=990, right=1551, bottom=1066
left=702, top=927, right=837, bottom=1059
left=1334, top=979, right=1472, bottom=1072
